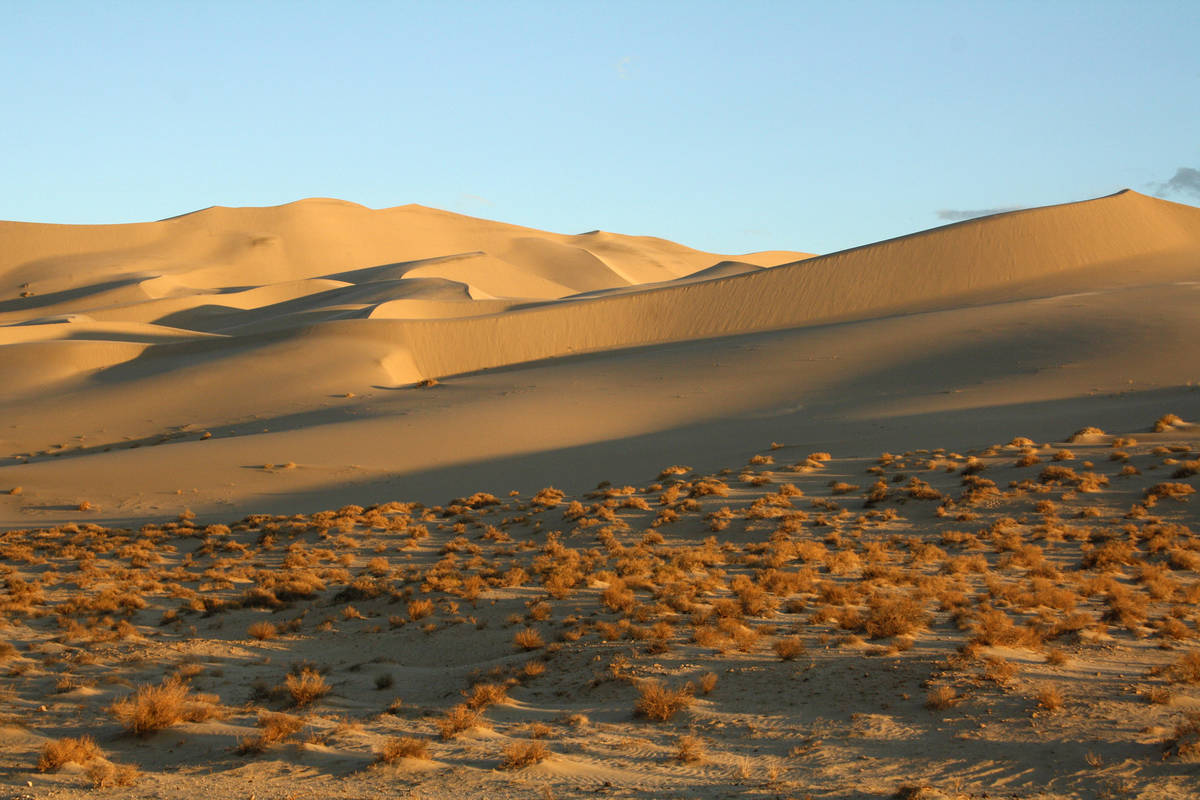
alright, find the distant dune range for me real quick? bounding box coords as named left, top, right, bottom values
left=0, top=190, right=1197, bottom=526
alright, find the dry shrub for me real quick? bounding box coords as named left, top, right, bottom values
left=286, top=667, right=331, bottom=707
left=466, top=682, right=509, bottom=710
left=863, top=593, right=928, bottom=639
left=1145, top=483, right=1196, bottom=505
left=697, top=672, right=718, bottom=694
left=532, top=487, right=566, bottom=507
left=676, top=734, right=706, bottom=762
left=1155, top=413, right=1185, bottom=432
left=377, top=736, right=431, bottom=763
left=1045, top=649, right=1069, bottom=666
left=1147, top=686, right=1173, bottom=705
left=500, top=739, right=549, bottom=769
left=1162, top=712, right=1200, bottom=760
left=238, top=711, right=305, bottom=754
left=87, top=761, right=140, bottom=789
left=109, top=679, right=224, bottom=735
left=971, top=610, right=1035, bottom=647
left=439, top=704, right=481, bottom=739
left=925, top=685, right=959, bottom=710
left=1168, top=652, right=1200, bottom=684
left=38, top=736, right=101, bottom=772
left=513, top=628, right=545, bottom=650
left=983, top=657, right=1018, bottom=685
left=1034, top=685, right=1064, bottom=712
left=407, top=598, right=435, bottom=620
left=248, top=621, right=278, bottom=641
left=1068, top=426, right=1105, bottom=442
left=634, top=680, right=694, bottom=721
left=773, top=635, right=806, bottom=661
left=602, top=579, right=635, bottom=613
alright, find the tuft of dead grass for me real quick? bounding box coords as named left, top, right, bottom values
left=377, top=736, right=431, bottom=763
left=285, top=667, right=331, bottom=707
left=675, top=734, right=706, bottom=762
left=925, top=685, right=959, bottom=710
left=438, top=704, right=481, bottom=740
left=109, top=679, right=224, bottom=735
left=499, top=739, right=549, bottom=769
left=38, top=736, right=101, bottom=772
left=634, top=680, right=694, bottom=722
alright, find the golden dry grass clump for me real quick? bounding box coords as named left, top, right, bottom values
left=634, top=680, right=694, bottom=721
left=109, top=679, right=225, bottom=735
left=248, top=620, right=278, bottom=640
left=377, top=736, right=431, bottom=763
left=237, top=711, right=305, bottom=754
left=438, top=704, right=482, bottom=739
left=38, top=736, right=102, bottom=772
left=499, top=739, right=550, bottom=769
left=513, top=627, right=545, bottom=650
left=286, top=667, right=331, bottom=707
left=87, top=760, right=141, bottom=789
left=925, top=685, right=959, bottom=710
left=675, top=734, right=706, bottom=762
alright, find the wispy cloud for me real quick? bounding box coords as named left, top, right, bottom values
left=935, top=206, right=1025, bottom=222
left=1152, top=167, right=1200, bottom=199
left=456, top=193, right=493, bottom=208
left=616, top=56, right=634, bottom=79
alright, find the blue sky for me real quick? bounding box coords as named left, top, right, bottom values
left=2, top=1, right=1197, bottom=255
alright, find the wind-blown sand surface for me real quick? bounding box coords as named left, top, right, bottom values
left=0, top=190, right=1197, bottom=798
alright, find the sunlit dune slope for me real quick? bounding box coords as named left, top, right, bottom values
left=388, top=190, right=1200, bottom=379
left=0, top=199, right=812, bottom=390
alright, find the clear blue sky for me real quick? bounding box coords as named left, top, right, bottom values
left=2, top=1, right=1197, bottom=255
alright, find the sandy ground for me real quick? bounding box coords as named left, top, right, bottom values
left=0, top=189, right=1198, bottom=797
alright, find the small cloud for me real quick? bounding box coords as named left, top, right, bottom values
left=1152, top=167, right=1200, bottom=199
left=457, top=193, right=493, bottom=208
left=935, top=206, right=1025, bottom=222
left=616, top=56, right=633, bottom=79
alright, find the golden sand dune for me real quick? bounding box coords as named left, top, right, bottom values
left=0, top=190, right=1196, bottom=526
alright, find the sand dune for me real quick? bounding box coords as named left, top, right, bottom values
left=0, top=189, right=1195, bottom=529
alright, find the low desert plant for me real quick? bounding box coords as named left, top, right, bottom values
left=925, top=685, right=959, bottom=710
left=1167, top=651, right=1200, bottom=684
left=38, top=736, right=101, bottom=772
left=634, top=680, right=694, bottom=721
left=248, top=621, right=278, bottom=641
left=237, top=711, right=305, bottom=753
left=438, top=703, right=481, bottom=739
left=286, top=667, right=330, bottom=707
left=513, top=628, right=545, bottom=650
left=466, top=682, right=509, bottom=710
left=407, top=598, right=435, bottom=620
left=1161, top=712, right=1200, bottom=760
left=675, top=734, right=706, bottom=762
left=109, top=679, right=223, bottom=735
left=863, top=593, right=928, bottom=639
left=773, top=635, right=806, bottom=661
left=1034, top=685, right=1064, bottom=712
left=377, top=736, right=431, bottom=762
left=87, top=761, right=140, bottom=788
left=499, top=739, right=549, bottom=769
